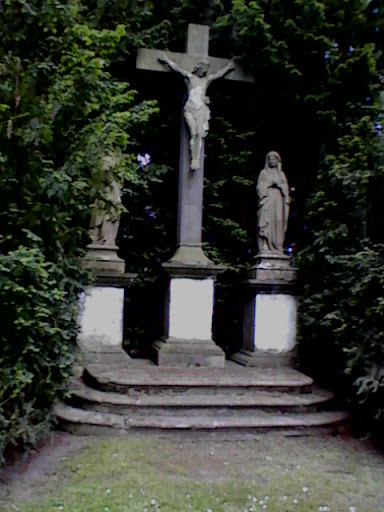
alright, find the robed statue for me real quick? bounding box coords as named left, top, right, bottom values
left=158, top=53, right=235, bottom=171
left=88, top=180, right=122, bottom=247
left=257, top=151, right=290, bottom=254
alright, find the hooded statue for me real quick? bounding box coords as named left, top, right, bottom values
left=256, top=151, right=290, bottom=254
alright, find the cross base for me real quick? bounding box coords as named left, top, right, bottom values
left=150, top=259, right=226, bottom=368
left=151, top=337, right=225, bottom=368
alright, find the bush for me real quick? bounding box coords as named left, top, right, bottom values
left=298, top=114, right=384, bottom=433
left=0, top=1, right=157, bottom=460
left=0, top=242, right=81, bottom=458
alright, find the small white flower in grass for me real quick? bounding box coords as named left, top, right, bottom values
left=349, top=508, right=356, bottom=512
left=293, top=498, right=298, bottom=504
left=105, top=488, right=111, bottom=495
left=249, top=507, right=254, bottom=512
left=262, top=505, right=267, bottom=510
left=302, top=486, right=309, bottom=493
left=282, top=496, right=287, bottom=501
left=151, top=499, right=157, bottom=505
left=264, top=496, right=269, bottom=501
left=104, top=507, right=109, bottom=512
left=58, top=506, right=64, bottom=511
left=296, top=465, right=301, bottom=469
left=207, top=509, right=213, bottom=512
left=252, top=497, right=257, bottom=503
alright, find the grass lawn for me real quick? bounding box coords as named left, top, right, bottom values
left=0, top=432, right=383, bottom=512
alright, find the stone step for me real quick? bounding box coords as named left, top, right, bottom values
left=84, top=362, right=314, bottom=395
left=69, top=379, right=334, bottom=416
left=55, top=403, right=348, bottom=434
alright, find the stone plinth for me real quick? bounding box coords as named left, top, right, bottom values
left=77, top=287, right=125, bottom=364
left=151, top=246, right=226, bottom=368
left=84, top=243, right=125, bottom=274
left=231, top=254, right=298, bottom=368
left=77, top=246, right=136, bottom=364
left=247, top=253, right=296, bottom=283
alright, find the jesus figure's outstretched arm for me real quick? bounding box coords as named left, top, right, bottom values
left=207, top=61, right=235, bottom=85
left=158, top=53, right=191, bottom=79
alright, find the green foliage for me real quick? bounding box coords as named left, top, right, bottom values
left=0, top=0, right=157, bottom=460
left=298, top=112, right=384, bottom=431
left=0, top=242, right=79, bottom=457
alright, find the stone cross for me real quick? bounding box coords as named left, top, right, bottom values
left=137, top=24, right=253, bottom=264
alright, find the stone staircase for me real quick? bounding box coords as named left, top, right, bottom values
left=55, top=359, right=348, bottom=434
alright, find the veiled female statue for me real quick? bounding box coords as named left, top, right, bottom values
left=257, top=151, right=290, bottom=254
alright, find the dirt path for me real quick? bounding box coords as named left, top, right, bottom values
left=0, top=433, right=92, bottom=502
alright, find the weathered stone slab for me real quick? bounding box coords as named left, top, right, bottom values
left=77, top=286, right=129, bottom=364
left=254, top=294, right=297, bottom=352
left=84, top=244, right=125, bottom=274
left=55, top=402, right=348, bottom=433
left=85, top=361, right=314, bottom=390
left=168, top=278, right=214, bottom=339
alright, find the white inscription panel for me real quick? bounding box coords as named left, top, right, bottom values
left=169, top=278, right=214, bottom=340
left=254, top=294, right=297, bottom=352
left=78, top=287, right=124, bottom=349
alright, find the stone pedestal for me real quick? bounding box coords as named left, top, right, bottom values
left=151, top=246, right=226, bottom=368
left=84, top=243, right=125, bottom=274
left=231, top=254, right=297, bottom=368
left=77, top=286, right=125, bottom=364
left=77, top=245, right=136, bottom=364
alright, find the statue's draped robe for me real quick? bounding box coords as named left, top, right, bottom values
left=89, top=181, right=121, bottom=246
left=257, top=167, right=289, bottom=253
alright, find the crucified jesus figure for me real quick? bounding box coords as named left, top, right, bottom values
left=159, top=53, right=235, bottom=171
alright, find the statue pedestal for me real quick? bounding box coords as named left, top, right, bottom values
left=151, top=246, right=226, bottom=368
left=77, top=246, right=136, bottom=364
left=231, top=254, right=298, bottom=368
left=84, top=243, right=125, bottom=274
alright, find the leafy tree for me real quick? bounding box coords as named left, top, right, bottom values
left=298, top=111, right=384, bottom=432
left=0, top=0, right=157, bottom=459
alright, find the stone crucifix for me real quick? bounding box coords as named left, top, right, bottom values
left=137, top=24, right=253, bottom=264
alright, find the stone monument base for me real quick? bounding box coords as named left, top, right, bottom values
left=84, top=243, right=125, bottom=274
left=152, top=337, right=225, bottom=367
left=247, top=253, right=296, bottom=282
left=77, top=245, right=136, bottom=364
left=231, top=349, right=296, bottom=368
left=152, top=245, right=226, bottom=368
left=231, top=253, right=297, bottom=368
left=77, top=286, right=128, bottom=364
